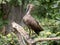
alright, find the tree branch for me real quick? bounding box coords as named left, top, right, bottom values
left=33, top=37, right=60, bottom=43
left=11, top=22, right=60, bottom=45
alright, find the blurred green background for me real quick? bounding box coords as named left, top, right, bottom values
left=0, top=0, right=60, bottom=45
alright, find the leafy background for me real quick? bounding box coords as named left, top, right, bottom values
left=0, top=0, right=60, bottom=45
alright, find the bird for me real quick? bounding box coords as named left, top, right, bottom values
left=23, top=4, right=44, bottom=35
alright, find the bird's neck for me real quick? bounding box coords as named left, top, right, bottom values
left=26, top=8, right=31, bottom=15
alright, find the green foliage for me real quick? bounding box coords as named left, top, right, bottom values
left=0, top=0, right=60, bottom=45
left=0, top=33, right=19, bottom=45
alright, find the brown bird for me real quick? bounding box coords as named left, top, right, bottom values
left=23, top=4, right=43, bottom=35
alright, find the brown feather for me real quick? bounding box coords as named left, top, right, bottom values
left=23, top=14, right=43, bottom=35
left=23, top=4, right=43, bottom=35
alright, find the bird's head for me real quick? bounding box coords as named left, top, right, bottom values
left=27, top=4, right=34, bottom=10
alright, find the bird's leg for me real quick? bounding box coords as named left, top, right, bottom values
left=29, top=29, right=34, bottom=37
left=28, top=28, right=32, bottom=37
left=31, top=29, right=33, bottom=36
left=29, top=28, right=31, bottom=36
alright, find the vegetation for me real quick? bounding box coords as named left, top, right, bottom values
left=0, top=0, right=60, bottom=45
